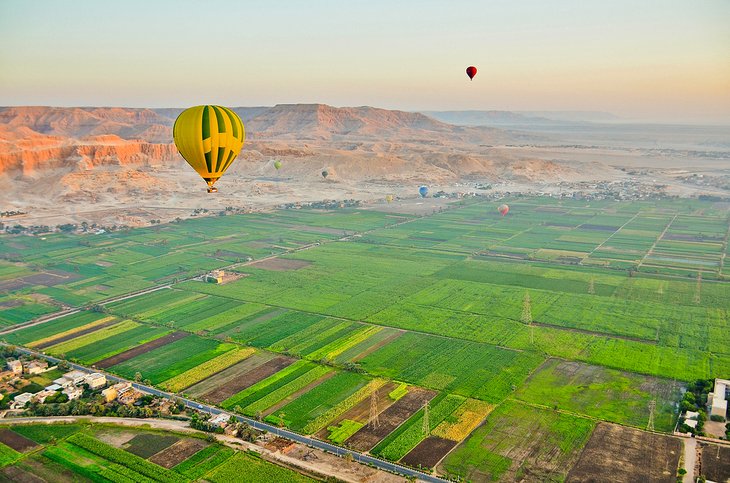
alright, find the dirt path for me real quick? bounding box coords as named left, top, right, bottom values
left=682, top=437, right=696, bottom=483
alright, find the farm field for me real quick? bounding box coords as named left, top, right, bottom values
left=0, top=422, right=316, bottom=482
left=440, top=400, right=595, bottom=482
left=514, top=358, right=684, bottom=431
left=1, top=197, right=727, bottom=480
left=566, top=423, right=682, bottom=483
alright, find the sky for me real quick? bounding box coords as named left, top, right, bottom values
left=1, top=0, right=729, bottom=123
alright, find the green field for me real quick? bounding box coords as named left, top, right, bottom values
left=110, top=337, right=234, bottom=384
left=440, top=400, right=595, bottom=482
left=0, top=423, right=315, bottom=481
left=514, top=358, right=683, bottom=431
left=1, top=197, right=728, bottom=480
left=207, top=451, right=314, bottom=483
left=272, top=371, right=369, bottom=432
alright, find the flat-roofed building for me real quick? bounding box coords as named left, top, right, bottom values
left=710, top=378, right=729, bottom=418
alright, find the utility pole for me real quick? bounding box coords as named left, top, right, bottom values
left=522, top=291, right=534, bottom=345
left=647, top=399, right=656, bottom=432
left=422, top=401, right=430, bottom=436
left=369, top=389, right=380, bottom=428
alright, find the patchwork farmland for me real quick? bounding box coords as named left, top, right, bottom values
left=1, top=197, right=728, bottom=480
left=0, top=422, right=314, bottom=482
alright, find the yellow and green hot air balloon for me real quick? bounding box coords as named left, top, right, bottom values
left=173, top=105, right=245, bottom=193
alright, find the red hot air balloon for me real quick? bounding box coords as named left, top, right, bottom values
left=498, top=204, right=509, bottom=216
left=466, top=66, right=477, bottom=80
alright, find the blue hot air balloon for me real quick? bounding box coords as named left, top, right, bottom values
left=419, top=186, right=429, bottom=198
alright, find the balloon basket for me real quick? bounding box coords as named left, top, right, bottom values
left=207, top=187, right=218, bottom=193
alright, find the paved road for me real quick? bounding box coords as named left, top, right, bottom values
left=8, top=345, right=447, bottom=483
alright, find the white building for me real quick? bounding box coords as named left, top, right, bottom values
left=12, top=392, right=34, bottom=409
left=53, top=377, right=74, bottom=388
left=62, top=370, right=87, bottom=386
left=63, top=386, right=83, bottom=401
left=45, top=383, right=63, bottom=392
left=684, top=410, right=700, bottom=420
left=708, top=378, right=729, bottom=418
left=684, top=419, right=698, bottom=429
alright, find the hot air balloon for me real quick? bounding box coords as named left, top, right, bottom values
left=173, top=105, right=245, bottom=193
left=498, top=204, right=509, bottom=216
left=274, top=160, right=282, bottom=170
left=322, top=170, right=329, bottom=179
left=386, top=195, right=394, bottom=203
left=466, top=66, right=477, bottom=80
left=419, top=186, right=429, bottom=198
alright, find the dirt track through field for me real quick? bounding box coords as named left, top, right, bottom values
left=95, top=331, right=188, bottom=368
left=249, top=258, right=312, bottom=271
left=346, top=388, right=437, bottom=452
left=202, top=356, right=295, bottom=404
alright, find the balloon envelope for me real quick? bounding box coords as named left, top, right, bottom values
left=274, top=160, right=282, bottom=170
left=386, top=195, right=394, bottom=203
left=173, top=105, right=245, bottom=192
left=322, top=170, right=329, bottom=179
left=498, top=204, right=509, bottom=216
left=419, top=186, right=429, bottom=197
left=466, top=66, right=477, bottom=80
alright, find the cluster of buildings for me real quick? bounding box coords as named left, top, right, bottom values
left=8, top=359, right=108, bottom=409
left=4, top=357, right=157, bottom=410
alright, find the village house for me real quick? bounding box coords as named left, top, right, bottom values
left=708, top=378, right=729, bottom=419
left=12, top=392, right=33, bottom=409
left=210, top=413, right=231, bottom=428
left=63, top=386, right=83, bottom=401
left=33, top=389, right=58, bottom=404
left=207, top=270, right=225, bottom=284
left=6, top=359, right=22, bottom=374
left=45, top=383, right=63, bottom=392
left=117, top=387, right=143, bottom=405
left=62, top=370, right=87, bottom=386
left=101, top=386, right=118, bottom=403
left=85, top=373, right=106, bottom=390
left=23, top=360, right=48, bottom=375
left=53, top=376, right=74, bottom=388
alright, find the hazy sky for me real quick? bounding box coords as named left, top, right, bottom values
left=1, top=0, right=729, bottom=122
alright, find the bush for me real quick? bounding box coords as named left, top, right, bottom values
left=709, top=414, right=726, bottom=422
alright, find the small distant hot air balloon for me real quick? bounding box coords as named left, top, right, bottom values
left=173, top=105, right=245, bottom=193
left=466, top=66, right=477, bottom=80
left=273, top=160, right=282, bottom=170
left=386, top=195, right=394, bottom=203
left=419, top=186, right=429, bottom=198
left=322, top=170, right=329, bottom=179
left=498, top=204, right=509, bottom=216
